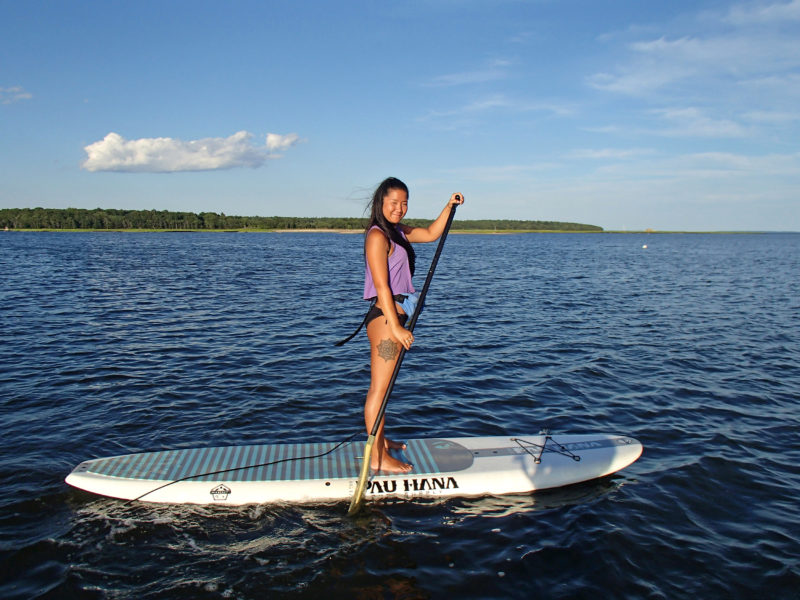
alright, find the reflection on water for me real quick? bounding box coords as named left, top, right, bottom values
left=445, top=477, right=625, bottom=521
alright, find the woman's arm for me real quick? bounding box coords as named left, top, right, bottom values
left=365, top=228, right=413, bottom=349
left=403, top=193, right=464, bottom=243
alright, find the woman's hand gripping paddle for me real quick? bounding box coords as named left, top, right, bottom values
left=347, top=199, right=459, bottom=516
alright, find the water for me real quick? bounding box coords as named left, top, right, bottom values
left=1, top=231, right=798, bottom=599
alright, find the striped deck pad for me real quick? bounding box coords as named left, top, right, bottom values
left=79, top=438, right=476, bottom=483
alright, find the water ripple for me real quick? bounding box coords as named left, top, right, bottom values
left=1, top=232, right=799, bottom=599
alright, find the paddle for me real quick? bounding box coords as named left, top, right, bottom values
left=347, top=198, right=458, bottom=516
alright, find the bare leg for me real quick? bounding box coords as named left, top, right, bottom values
left=365, top=317, right=412, bottom=474
left=383, top=303, right=407, bottom=451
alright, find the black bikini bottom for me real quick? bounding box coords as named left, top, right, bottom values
left=365, top=300, right=409, bottom=328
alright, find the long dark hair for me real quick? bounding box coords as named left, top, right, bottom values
left=365, top=177, right=416, bottom=276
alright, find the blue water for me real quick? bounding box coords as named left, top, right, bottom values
left=1, top=231, right=798, bottom=599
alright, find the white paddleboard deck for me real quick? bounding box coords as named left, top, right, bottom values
left=66, top=434, right=642, bottom=505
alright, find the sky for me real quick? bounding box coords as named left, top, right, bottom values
left=1, top=0, right=799, bottom=231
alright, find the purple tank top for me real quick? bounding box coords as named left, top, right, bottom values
left=363, top=226, right=415, bottom=299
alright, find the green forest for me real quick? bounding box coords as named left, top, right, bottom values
left=0, top=207, right=603, bottom=232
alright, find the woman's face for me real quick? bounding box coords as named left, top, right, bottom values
left=382, top=188, right=408, bottom=224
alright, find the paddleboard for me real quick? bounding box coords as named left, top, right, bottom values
left=65, top=433, right=642, bottom=505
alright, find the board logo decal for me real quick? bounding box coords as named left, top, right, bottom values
left=367, top=476, right=459, bottom=496
left=210, top=484, right=231, bottom=501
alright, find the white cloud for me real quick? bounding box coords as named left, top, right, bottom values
left=443, top=162, right=562, bottom=182
left=649, top=107, right=749, bottom=137
left=742, top=109, right=800, bottom=123
left=739, top=72, right=800, bottom=97
left=588, top=107, right=751, bottom=140
left=266, top=132, right=300, bottom=153
left=426, top=59, right=512, bottom=87
left=726, top=0, right=800, bottom=24
left=0, top=85, right=33, bottom=104
left=511, top=149, right=800, bottom=229
left=81, top=131, right=301, bottom=173
left=587, top=149, right=800, bottom=180
left=669, top=150, right=800, bottom=175
left=588, top=66, right=686, bottom=96
left=569, top=148, right=656, bottom=160
left=508, top=31, right=537, bottom=45
left=589, top=33, right=800, bottom=95
left=589, top=2, right=800, bottom=99
left=421, top=93, right=572, bottom=129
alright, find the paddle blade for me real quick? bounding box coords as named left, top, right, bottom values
left=347, top=435, right=376, bottom=516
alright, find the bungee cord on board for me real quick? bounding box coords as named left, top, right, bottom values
left=512, top=434, right=582, bottom=464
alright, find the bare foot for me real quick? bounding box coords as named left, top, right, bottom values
left=371, top=451, right=412, bottom=474
left=384, top=438, right=407, bottom=451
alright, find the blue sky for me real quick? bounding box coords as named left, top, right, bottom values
left=2, top=0, right=799, bottom=231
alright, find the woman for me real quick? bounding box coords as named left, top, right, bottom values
left=362, top=177, right=464, bottom=473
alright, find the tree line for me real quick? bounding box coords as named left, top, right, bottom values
left=0, top=207, right=603, bottom=232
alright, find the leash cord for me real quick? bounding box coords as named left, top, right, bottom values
left=127, top=431, right=361, bottom=503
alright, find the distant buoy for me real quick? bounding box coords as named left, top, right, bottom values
left=642, top=244, right=648, bottom=249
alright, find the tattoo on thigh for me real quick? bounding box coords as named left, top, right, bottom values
left=377, top=338, right=400, bottom=362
